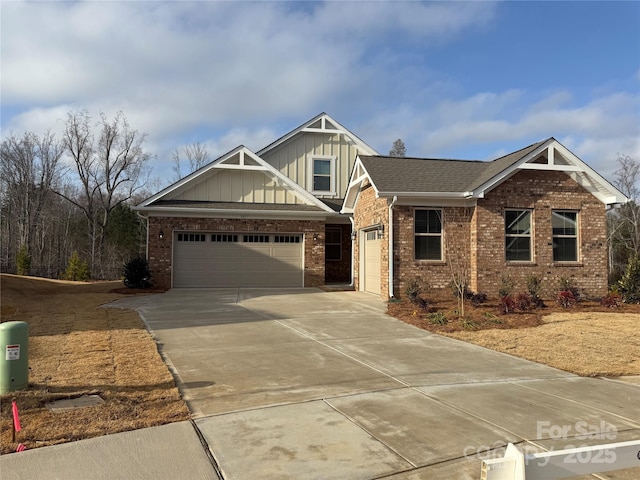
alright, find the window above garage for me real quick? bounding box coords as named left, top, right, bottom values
left=308, top=156, right=336, bottom=196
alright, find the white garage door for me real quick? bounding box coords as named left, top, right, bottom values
left=360, top=230, right=381, bottom=295
left=173, top=232, right=303, bottom=288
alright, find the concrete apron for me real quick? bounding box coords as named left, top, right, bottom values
left=86, top=290, right=640, bottom=478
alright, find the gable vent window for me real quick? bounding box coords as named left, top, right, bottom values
left=505, top=210, right=532, bottom=261
left=309, top=156, right=336, bottom=195
left=177, top=233, right=206, bottom=242
left=414, top=209, right=442, bottom=261
left=552, top=211, right=578, bottom=262
left=244, top=235, right=270, bottom=243
left=274, top=235, right=301, bottom=244
left=211, top=234, right=238, bottom=242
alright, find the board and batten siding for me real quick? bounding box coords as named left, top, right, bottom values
left=261, top=132, right=361, bottom=199
left=169, top=169, right=304, bottom=204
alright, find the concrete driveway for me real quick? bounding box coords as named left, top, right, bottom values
left=105, top=287, right=640, bottom=480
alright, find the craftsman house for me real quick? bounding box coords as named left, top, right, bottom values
left=135, top=113, right=627, bottom=299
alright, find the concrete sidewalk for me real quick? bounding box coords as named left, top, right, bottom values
left=2, top=288, right=639, bottom=479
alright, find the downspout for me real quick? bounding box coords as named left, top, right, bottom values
left=388, top=196, right=398, bottom=298
left=135, top=211, right=149, bottom=258
left=349, top=216, right=355, bottom=287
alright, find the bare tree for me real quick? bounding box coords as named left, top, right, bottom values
left=444, top=206, right=474, bottom=316
left=0, top=131, right=64, bottom=270
left=610, top=154, right=640, bottom=273
left=389, top=139, right=406, bottom=157
left=58, top=110, right=152, bottom=277
left=172, top=141, right=210, bottom=181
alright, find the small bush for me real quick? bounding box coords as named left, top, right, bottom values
left=498, top=275, right=514, bottom=297
left=123, top=257, right=151, bottom=289
left=467, top=291, right=488, bottom=307
left=482, top=312, right=504, bottom=324
left=462, top=318, right=479, bottom=330
left=63, top=251, right=90, bottom=281
left=428, top=312, right=448, bottom=325
left=618, top=255, right=640, bottom=303
left=405, top=278, right=422, bottom=302
left=600, top=292, right=622, bottom=308
left=557, top=290, right=576, bottom=308
left=16, top=245, right=31, bottom=276
left=414, top=296, right=429, bottom=311
left=498, top=295, right=517, bottom=315
left=515, top=292, right=533, bottom=311
left=559, top=277, right=580, bottom=302
left=526, top=275, right=543, bottom=298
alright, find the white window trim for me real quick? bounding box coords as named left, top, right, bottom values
left=505, top=209, right=533, bottom=262
left=308, top=155, right=337, bottom=196
left=552, top=210, right=580, bottom=263
left=414, top=208, right=443, bottom=261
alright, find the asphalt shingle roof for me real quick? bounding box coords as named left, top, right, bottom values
left=359, top=139, right=549, bottom=194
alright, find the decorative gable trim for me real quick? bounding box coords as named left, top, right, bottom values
left=470, top=139, right=628, bottom=205
left=136, top=146, right=335, bottom=213
left=257, top=112, right=378, bottom=157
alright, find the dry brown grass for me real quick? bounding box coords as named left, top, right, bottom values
left=0, top=274, right=190, bottom=454
left=388, top=289, right=640, bottom=378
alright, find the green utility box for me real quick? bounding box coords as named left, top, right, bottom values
left=0, top=321, right=29, bottom=395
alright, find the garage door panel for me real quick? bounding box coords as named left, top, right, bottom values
left=173, top=232, right=303, bottom=288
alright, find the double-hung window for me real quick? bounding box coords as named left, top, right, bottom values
left=552, top=211, right=578, bottom=262
left=309, top=156, right=336, bottom=195
left=505, top=210, right=532, bottom=261
left=415, top=209, right=442, bottom=260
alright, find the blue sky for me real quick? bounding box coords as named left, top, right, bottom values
left=1, top=1, right=638, bottom=188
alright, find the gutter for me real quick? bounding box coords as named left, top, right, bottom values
left=349, top=217, right=355, bottom=288
left=388, top=195, right=398, bottom=298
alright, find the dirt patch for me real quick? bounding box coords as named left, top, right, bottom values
left=388, top=289, right=640, bottom=377
left=0, top=274, right=190, bottom=454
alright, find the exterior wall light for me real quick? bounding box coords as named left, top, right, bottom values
left=159, top=230, right=164, bottom=240
left=313, top=233, right=319, bottom=241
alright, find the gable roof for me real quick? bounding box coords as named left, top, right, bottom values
left=342, top=138, right=628, bottom=212
left=257, top=112, right=379, bottom=157
left=136, top=145, right=335, bottom=216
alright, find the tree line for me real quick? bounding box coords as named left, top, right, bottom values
left=1, top=111, right=152, bottom=280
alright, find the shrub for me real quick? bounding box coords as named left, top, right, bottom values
left=16, top=245, right=31, bottom=276
left=618, top=255, right=640, bottom=303
left=428, top=312, right=448, bottom=325
left=559, top=277, right=580, bottom=302
left=526, top=275, right=543, bottom=298
left=515, top=292, right=532, bottom=311
left=557, top=290, right=576, bottom=308
left=414, top=296, right=429, bottom=311
left=63, top=251, right=90, bottom=281
left=405, top=278, right=422, bottom=302
left=467, top=291, right=488, bottom=307
left=462, top=318, right=479, bottom=330
left=498, top=275, right=514, bottom=297
left=600, top=292, right=622, bottom=308
left=123, top=257, right=151, bottom=289
left=498, top=295, right=516, bottom=315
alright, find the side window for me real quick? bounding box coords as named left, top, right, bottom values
left=505, top=210, right=532, bottom=261
left=552, top=211, right=578, bottom=262
left=415, top=209, right=442, bottom=260
left=326, top=228, right=342, bottom=261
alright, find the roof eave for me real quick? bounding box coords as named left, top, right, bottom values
left=134, top=205, right=337, bottom=220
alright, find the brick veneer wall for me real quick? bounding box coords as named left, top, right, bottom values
left=388, top=170, right=608, bottom=300
left=353, top=184, right=390, bottom=297
left=394, top=205, right=473, bottom=296
left=473, top=169, right=608, bottom=299
left=147, top=216, right=325, bottom=289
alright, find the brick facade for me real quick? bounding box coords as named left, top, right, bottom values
left=353, top=184, right=390, bottom=296
left=147, top=216, right=325, bottom=289
left=356, top=170, right=609, bottom=301
left=472, top=169, right=608, bottom=298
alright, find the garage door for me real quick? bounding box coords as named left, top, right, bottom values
left=360, top=230, right=381, bottom=295
left=173, top=232, right=303, bottom=287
